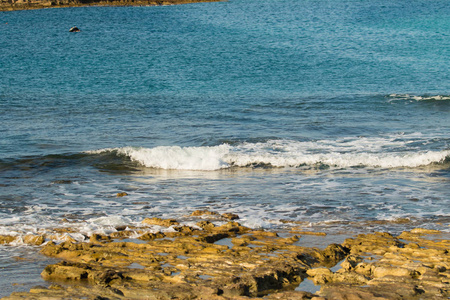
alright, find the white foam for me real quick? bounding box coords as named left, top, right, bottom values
left=119, top=145, right=231, bottom=170
left=90, top=216, right=131, bottom=227
left=389, top=94, right=450, bottom=101
left=88, top=135, right=449, bottom=170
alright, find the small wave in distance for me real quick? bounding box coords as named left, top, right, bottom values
left=388, top=94, right=450, bottom=101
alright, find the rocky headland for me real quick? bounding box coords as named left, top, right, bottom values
left=1, top=210, right=449, bottom=299
left=0, top=0, right=221, bottom=11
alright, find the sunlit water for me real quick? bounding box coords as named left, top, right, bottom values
left=1, top=0, right=449, bottom=296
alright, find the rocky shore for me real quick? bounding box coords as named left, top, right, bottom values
left=0, top=0, right=220, bottom=11
left=1, top=210, right=449, bottom=299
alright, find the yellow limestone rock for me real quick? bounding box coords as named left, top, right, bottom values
left=142, top=217, right=179, bottom=227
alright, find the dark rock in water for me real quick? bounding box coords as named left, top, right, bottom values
left=69, top=26, right=80, bottom=32
left=52, top=180, right=73, bottom=184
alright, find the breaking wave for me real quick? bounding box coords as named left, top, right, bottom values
left=388, top=94, right=450, bottom=101
left=88, top=136, right=450, bottom=171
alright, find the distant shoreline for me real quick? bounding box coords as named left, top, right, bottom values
left=0, top=0, right=222, bottom=12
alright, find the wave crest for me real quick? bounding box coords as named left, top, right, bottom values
left=389, top=94, right=450, bottom=101
left=91, top=145, right=232, bottom=171
left=88, top=137, right=450, bottom=171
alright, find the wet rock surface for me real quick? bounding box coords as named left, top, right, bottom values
left=315, top=231, right=450, bottom=300
left=2, top=213, right=449, bottom=299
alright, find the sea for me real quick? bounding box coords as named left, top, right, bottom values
left=0, top=0, right=449, bottom=296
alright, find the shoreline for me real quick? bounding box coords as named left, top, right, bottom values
left=2, top=210, right=449, bottom=299
left=0, top=0, right=222, bottom=12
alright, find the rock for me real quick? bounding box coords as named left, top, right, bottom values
left=41, top=262, right=89, bottom=281
left=17, top=221, right=318, bottom=298
left=137, top=232, right=165, bottom=240
left=52, top=180, right=73, bottom=184
left=323, top=230, right=450, bottom=299
left=29, top=285, right=50, bottom=294
left=0, top=235, right=16, bottom=244
left=231, top=235, right=256, bottom=246
left=404, top=242, right=420, bottom=249
left=196, top=220, right=216, bottom=230
left=307, top=268, right=333, bottom=284
left=343, top=232, right=405, bottom=255
left=319, top=244, right=349, bottom=264
left=332, top=272, right=369, bottom=285
left=340, top=254, right=363, bottom=271
left=372, top=266, right=413, bottom=278
left=197, top=232, right=229, bottom=243
left=290, top=229, right=327, bottom=236
left=201, top=246, right=221, bottom=254
left=89, top=233, right=111, bottom=243
left=222, top=212, right=239, bottom=220
left=3, top=223, right=450, bottom=300
left=191, top=209, right=220, bottom=217
left=320, top=284, right=394, bottom=300
left=353, top=262, right=373, bottom=276
left=410, top=228, right=441, bottom=235
left=23, top=234, right=45, bottom=245
left=142, top=217, right=179, bottom=227
left=173, top=225, right=197, bottom=234
left=0, top=234, right=45, bottom=245
left=265, top=291, right=317, bottom=299
left=250, top=230, right=278, bottom=237
left=115, top=225, right=127, bottom=231
left=212, top=221, right=250, bottom=234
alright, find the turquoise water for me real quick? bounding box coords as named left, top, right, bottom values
left=1, top=0, right=450, bottom=296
